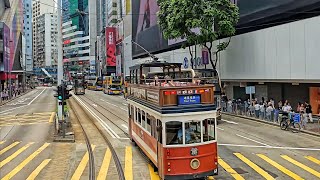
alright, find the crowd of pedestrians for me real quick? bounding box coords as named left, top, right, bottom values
left=0, top=83, right=29, bottom=103
left=221, top=95, right=317, bottom=130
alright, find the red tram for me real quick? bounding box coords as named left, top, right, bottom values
left=127, top=61, right=219, bottom=179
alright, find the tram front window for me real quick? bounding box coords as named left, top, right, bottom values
left=185, top=121, right=201, bottom=144
left=203, top=119, right=215, bottom=141
left=166, top=121, right=183, bottom=145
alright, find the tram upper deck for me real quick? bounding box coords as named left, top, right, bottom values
left=127, top=61, right=217, bottom=113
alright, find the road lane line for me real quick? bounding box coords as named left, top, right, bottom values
left=218, top=156, right=244, bottom=180
left=305, top=156, right=320, bottom=165
left=92, top=104, right=97, bottom=107
left=121, top=124, right=128, bottom=131
left=97, top=149, right=112, bottom=180
left=49, top=112, right=55, bottom=123
left=26, top=159, right=51, bottom=180
left=221, top=119, right=238, bottom=124
left=148, top=164, right=160, bottom=180
left=0, top=142, right=20, bottom=155
left=2, top=143, right=50, bottom=180
left=236, top=134, right=270, bottom=146
left=217, top=127, right=224, bottom=131
left=0, top=140, right=6, bottom=144
left=73, top=95, right=119, bottom=138
left=28, top=89, right=46, bottom=105
left=257, top=154, right=303, bottom=180
left=234, top=153, right=274, bottom=180
left=71, top=145, right=96, bottom=180
left=282, top=155, right=320, bottom=178
left=125, top=146, right=133, bottom=180
left=0, top=142, right=34, bottom=168
left=218, top=144, right=320, bottom=151
left=0, top=105, right=27, bottom=114
left=120, top=107, right=128, bottom=112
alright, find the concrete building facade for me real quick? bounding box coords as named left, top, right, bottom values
left=34, top=13, right=57, bottom=68
left=23, top=0, right=33, bottom=72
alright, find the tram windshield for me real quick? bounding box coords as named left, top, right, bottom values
left=165, top=119, right=216, bottom=145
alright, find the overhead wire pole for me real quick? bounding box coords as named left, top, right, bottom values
left=57, top=0, right=63, bottom=120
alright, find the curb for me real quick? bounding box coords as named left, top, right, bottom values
left=222, top=112, right=320, bottom=137
left=0, top=89, right=34, bottom=107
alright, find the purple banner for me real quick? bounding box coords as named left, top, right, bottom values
left=202, top=49, right=209, bottom=65
left=3, top=24, right=10, bottom=72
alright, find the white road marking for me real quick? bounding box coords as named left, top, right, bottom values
left=221, top=119, right=238, bottom=125
left=28, top=89, right=46, bottom=105
left=121, top=124, right=128, bottom=131
left=100, top=99, right=105, bottom=101
left=120, top=107, right=128, bottom=112
left=92, top=104, right=97, bottom=107
left=217, top=127, right=224, bottom=131
left=122, top=103, right=127, bottom=106
left=0, top=105, right=27, bottom=114
left=218, top=144, right=320, bottom=151
left=74, top=95, right=120, bottom=138
left=236, top=134, right=270, bottom=146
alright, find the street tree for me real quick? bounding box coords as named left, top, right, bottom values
left=157, top=0, right=239, bottom=72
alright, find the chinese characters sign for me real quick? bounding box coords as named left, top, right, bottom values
left=178, top=95, right=201, bottom=105
left=106, top=27, right=116, bottom=66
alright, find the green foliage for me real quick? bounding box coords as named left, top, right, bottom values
left=158, top=0, right=239, bottom=68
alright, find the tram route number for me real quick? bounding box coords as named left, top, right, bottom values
left=178, top=95, right=201, bottom=105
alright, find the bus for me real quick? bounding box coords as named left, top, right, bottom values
left=73, top=75, right=85, bottom=95
left=103, top=76, right=123, bottom=95
left=127, top=61, right=219, bottom=179
left=123, top=75, right=130, bottom=98
left=86, top=76, right=103, bottom=91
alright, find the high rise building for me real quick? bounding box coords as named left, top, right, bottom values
left=23, top=0, right=33, bottom=72
left=34, top=13, right=57, bottom=68
left=61, top=0, right=97, bottom=76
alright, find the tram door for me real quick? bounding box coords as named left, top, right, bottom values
left=157, top=119, right=163, bottom=176
left=129, top=105, right=133, bottom=139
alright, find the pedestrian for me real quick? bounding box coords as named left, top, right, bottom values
left=300, top=104, right=307, bottom=129
left=266, top=103, right=274, bottom=121
left=305, top=102, right=313, bottom=123
left=260, top=102, right=266, bottom=119
left=254, top=102, right=260, bottom=118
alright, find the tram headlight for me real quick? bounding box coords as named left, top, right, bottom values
left=190, top=159, right=200, bottom=170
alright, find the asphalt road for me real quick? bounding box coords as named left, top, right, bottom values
left=82, top=90, right=320, bottom=180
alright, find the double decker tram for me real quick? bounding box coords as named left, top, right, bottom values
left=127, top=61, right=218, bottom=179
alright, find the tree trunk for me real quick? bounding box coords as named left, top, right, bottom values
left=188, top=46, right=194, bottom=69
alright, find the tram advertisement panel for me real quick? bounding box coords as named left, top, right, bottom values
left=178, top=95, right=201, bottom=105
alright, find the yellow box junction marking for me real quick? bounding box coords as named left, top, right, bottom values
left=148, top=164, right=160, bottom=180
left=97, top=148, right=112, bottom=180
left=0, top=142, right=34, bottom=168
left=26, top=159, right=51, bottom=180
left=282, top=155, right=320, bottom=178
left=218, top=156, right=245, bottom=180
left=2, top=143, right=50, bottom=180
left=257, top=154, right=303, bottom=180
left=305, top=156, right=320, bottom=165
left=0, top=142, right=20, bottom=155
left=125, top=146, right=133, bottom=180
left=71, top=145, right=96, bottom=180
left=49, top=112, right=55, bottom=123
left=234, top=153, right=274, bottom=180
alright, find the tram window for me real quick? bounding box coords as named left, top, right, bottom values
left=165, top=121, right=183, bottom=145
left=146, top=114, right=151, bottom=133
left=157, top=119, right=163, bottom=143
left=135, top=107, right=138, bottom=122
left=185, top=121, right=201, bottom=144
left=131, top=106, right=134, bottom=119
left=138, top=109, right=142, bottom=124
left=203, top=119, right=215, bottom=141
left=142, top=111, right=146, bottom=128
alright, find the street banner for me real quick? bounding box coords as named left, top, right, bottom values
left=202, top=48, right=209, bottom=65
left=106, top=27, right=116, bottom=66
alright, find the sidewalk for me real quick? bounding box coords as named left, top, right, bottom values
left=222, top=112, right=320, bottom=137
left=0, top=89, right=33, bottom=106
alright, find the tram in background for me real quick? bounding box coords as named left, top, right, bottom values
left=103, top=76, right=123, bottom=95
left=127, top=61, right=219, bottom=179
left=73, top=75, right=85, bottom=95
left=86, top=76, right=103, bottom=91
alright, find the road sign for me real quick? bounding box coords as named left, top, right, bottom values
left=246, top=86, right=255, bottom=94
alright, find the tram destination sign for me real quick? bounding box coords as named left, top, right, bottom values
left=178, top=95, right=201, bottom=105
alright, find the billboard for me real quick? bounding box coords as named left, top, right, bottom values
left=3, top=24, right=10, bottom=72
left=106, top=27, right=116, bottom=66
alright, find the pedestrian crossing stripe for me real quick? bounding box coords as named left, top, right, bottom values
left=97, top=148, right=112, bottom=180
left=26, top=159, right=51, bottom=180
left=0, top=142, right=20, bottom=155
left=125, top=146, right=133, bottom=180
left=71, top=145, right=96, bottom=180
left=234, top=153, right=275, bottom=180
left=218, top=156, right=244, bottom=180
left=0, top=142, right=34, bottom=168
left=0, top=141, right=5, bottom=144
left=2, top=143, right=50, bottom=180
left=305, top=156, right=320, bottom=165
left=282, top=155, right=320, bottom=178
left=257, top=154, right=303, bottom=180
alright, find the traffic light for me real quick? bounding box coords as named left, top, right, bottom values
left=64, top=87, right=72, bottom=99
left=58, top=85, right=63, bottom=100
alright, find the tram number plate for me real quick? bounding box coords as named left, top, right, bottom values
left=178, top=95, right=201, bottom=105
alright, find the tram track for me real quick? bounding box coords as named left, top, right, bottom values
left=77, top=94, right=129, bottom=137
left=69, top=96, right=125, bottom=180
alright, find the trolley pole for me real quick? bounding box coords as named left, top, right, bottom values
left=57, top=0, right=64, bottom=120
